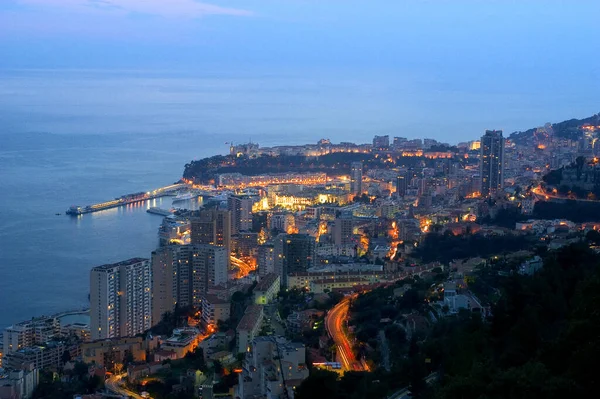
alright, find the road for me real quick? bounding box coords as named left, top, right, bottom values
left=532, top=185, right=599, bottom=203
left=325, top=296, right=366, bottom=372
left=324, top=264, right=440, bottom=373
left=106, top=374, right=148, bottom=399
left=230, top=256, right=255, bottom=278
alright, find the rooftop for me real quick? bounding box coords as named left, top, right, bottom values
left=93, top=257, right=148, bottom=270
left=202, top=294, right=230, bottom=305
left=255, top=273, right=279, bottom=292
left=311, top=277, right=370, bottom=285
left=237, top=305, right=263, bottom=331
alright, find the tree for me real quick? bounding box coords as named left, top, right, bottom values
left=295, top=369, right=339, bottom=399
left=576, top=156, right=586, bottom=180
left=61, top=350, right=71, bottom=365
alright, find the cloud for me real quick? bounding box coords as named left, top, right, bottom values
left=17, top=0, right=253, bottom=18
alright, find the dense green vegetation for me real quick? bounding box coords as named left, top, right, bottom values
left=510, top=114, right=600, bottom=144
left=32, top=363, right=104, bottom=399
left=426, top=243, right=600, bottom=398
left=413, top=232, right=530, bottom=264
left=296, top=242, right=600, bottom=399
left=149, top=305, right=195, bottom=336
left=478, top=206, right=527, bottom=228
left=533, top=200, right=600, bottom=222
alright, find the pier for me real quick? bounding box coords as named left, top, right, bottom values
left=66, top=183, right=187, bottom=216
left=147, top=207, right=174, bottom=216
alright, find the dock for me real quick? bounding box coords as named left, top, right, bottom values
left=147, top=207, right=174, bottom=216
left=66, top=183, right=187, bottom=216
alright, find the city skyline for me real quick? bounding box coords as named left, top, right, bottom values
left=2, top=2, right=600, bottom=398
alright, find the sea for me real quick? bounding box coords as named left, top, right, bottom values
left=1, top=67, right=599, bottom=328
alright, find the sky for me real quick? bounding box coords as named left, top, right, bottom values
left=1, top=0, right=600, bottom=74
left=1, top=0, right=599, bottom=142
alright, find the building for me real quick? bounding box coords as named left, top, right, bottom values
left=90, top=258, right=152, bottom=340
left=253, top=274, right=280, bottom=305
left=161, top=328, right=202, bottom=358
left=350, top=161, right=363, bottom=196
left=228, top=195, right=256, bottom=234
left=190, top=245, right=229, bottom=308
left=190, top=208, right=231, bottom=268
left=372, top=135, right=390, bottom=150
left=232, top=232, right=259, bottom=258
left=286, top=310, right=324, bottom=334
left=396, top=174, right=407, bottom=197
left=518, top=256, right=543, bottom=276
left=2, top=341, right=71, bottom=371
left=333, top=217, right=354, bottom=246
left=309, top=277, right=371, bottom=294
left=151, top=247, right=178, bottom=326
left=270, top=213, right=295, bottom=233
left=152, top=244, right=229, bottom=314
left=81, top=337, right=150, bottom=368
left=442, top=282, right=488, bottom=315
left=60, top=322, right=91, bottom=343
left=200, top=332, right=235, bottom=363
left=480, top=129, right=505, bottom=197
left=257, top=244, right=275, bottom=277
left=275, top=234, right=317, bottom=288
left=0, top=367, right=39, bottom=399
left=236, top=305, right=264, bottom=354
left=236, top=336, right=308, bottom=399
left=2, top=318, right=60, bottom=356
left=201, top=295, right=231, bottom=327
left=127, top=362, right=169, bottom=384
left=287, top=268, right=385, bottom=291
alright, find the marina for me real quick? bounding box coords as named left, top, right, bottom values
left=66, top=183, right=187, bottom=215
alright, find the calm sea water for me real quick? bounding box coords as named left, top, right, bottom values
left=0, top=68, right=598, bottom=328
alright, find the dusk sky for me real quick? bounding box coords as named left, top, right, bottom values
left=2, top=0, right=600, bottom=75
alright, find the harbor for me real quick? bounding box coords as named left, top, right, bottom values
left=66, top=183, right=188, bottom=215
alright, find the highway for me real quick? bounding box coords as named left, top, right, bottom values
left=230, top=256, right=256, bottom=278
left=325, top=296, right=366, bottom=372
left=106, top=374, right=148, bottom=399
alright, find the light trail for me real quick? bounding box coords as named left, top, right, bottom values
left=325, top=296, right=366, bottom=372
left=230, top=256, right=256, bottom=278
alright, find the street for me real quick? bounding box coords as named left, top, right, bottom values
left=105, top=374, right=148, bottom=399
left=325, top=296, right=366, bottom=372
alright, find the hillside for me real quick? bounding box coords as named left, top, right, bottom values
left=510, top=113, right=600, bottom=144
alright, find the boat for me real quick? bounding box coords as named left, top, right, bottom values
left=172, top=190, right=198, bottom=202
left=55, top=213, right=61, bottom=216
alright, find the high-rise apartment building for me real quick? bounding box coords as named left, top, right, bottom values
left=333, top=217, right=354, bottom=246
left=191, top=208, right=231, bottom=268
left=257, top=244, right=275, bottom=277
left=228, top=195, right=255, bottom=234
left=350, top=161, right=363, bottom=196
left=90, top=258, right=152, bottom=340
left=190, top=245, right=228, bottom=307
left=396, top=174, right=407, bottom=197
left=3, top=317, right=60, bottom=356
left=480, top=129, right=505, bottom=197
left=151, top=247, right=178, bottom=325
left=274, top=234, right=316, bottom=288
left=372, top=135, right=390, bottom=150
left=151, top=244, right=229, bottom=321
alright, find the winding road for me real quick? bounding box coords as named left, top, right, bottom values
left=106, top=374, right=148, bottom=399
left=325, top=295, right=366, bottom=372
